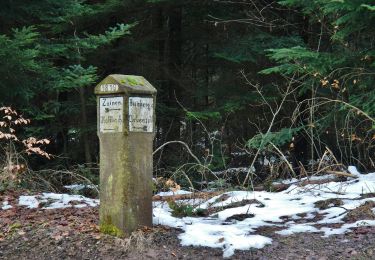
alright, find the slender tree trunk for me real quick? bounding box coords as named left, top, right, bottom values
left=154, top=6, right=165, bottom=148
left=79, top=87, right=92, bottom=164
left=159, top=5, right=183, bottom=165
left=167, top=5, right=182, bottom=106
left=166, top=5, right=182, bottom=140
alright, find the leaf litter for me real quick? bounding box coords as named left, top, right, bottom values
left=1, top=166, right=375, bottom=258
left=153, top=166, right=375, bottom=257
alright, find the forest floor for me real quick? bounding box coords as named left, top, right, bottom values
left=0, top=202, right=375, bottom=260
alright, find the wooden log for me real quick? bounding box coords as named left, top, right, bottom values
left=325, top=170, right=357, bottom=178
left=152, top=174, right=355, bottom=201
left=152, top=191, right=223, bottom=201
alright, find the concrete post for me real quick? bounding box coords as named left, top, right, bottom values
left=94, top=74, right=157, bottom=236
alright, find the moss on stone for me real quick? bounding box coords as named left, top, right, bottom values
left=96, top=74, right=155, bottom=235
left=125, top=75, right=144, bottom=86
left=100, top=222, right=125, bottom=237
left=99, top=215, right=125, bottom=237
left=117, top=75, right=144, bottom=86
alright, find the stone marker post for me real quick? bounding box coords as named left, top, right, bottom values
left=94, top=75, right=157, bottom=236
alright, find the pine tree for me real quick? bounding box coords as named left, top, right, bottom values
left=0, top=0, right=134, bottom=164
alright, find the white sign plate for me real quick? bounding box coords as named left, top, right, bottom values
left=100, top=84, right=119, bottom=92
left=99, top=96, right=124, bottom=133
left=129, top=97, right=153, bottom=132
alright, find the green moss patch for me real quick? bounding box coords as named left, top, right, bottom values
left=124, top=76, right=144, bottom=86
left=99, top=223, right=124, bottom=237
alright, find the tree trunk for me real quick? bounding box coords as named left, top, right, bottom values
left=79, top=86, right=92, bottom=165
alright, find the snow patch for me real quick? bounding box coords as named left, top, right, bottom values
left=153, top=166, right=375, bottom=257
left=18, top=193, right=99, bottom=209
left=348, top=166, right=361, bottom=177
left=320, top=220, right=375, bottom=237
left=1, top=201, right=12, bottom=210
left=19, top=195, right=39, bottom=208
left=156, top=190, right=192, bottom=197
left=276, top=224, right=319, bottom=235
left=179, top=222, right=272, bottom=258
left=9, top=166, right=375, bottom=258
left=64, top=184, right=97, bottom=191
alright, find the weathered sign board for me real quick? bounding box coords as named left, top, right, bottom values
left=129, top=97, right=153, bottom=132
left=99, top=96, right=124, bottom=133
left=94, top=75, right=157, bottom=237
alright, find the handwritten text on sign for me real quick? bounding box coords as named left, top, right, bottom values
left=99, top=96, right=123, bottom=133
left=129, top=97, right=153, bottom=132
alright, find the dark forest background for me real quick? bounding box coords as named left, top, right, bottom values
left=0, top=0, right=374, bottom=188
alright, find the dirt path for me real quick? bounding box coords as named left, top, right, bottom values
left=1, top=205, right=375, bottom=259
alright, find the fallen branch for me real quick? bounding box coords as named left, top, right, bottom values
left=152, top=191, right=223, bottom=202
left=152, top=175, right=355, bottom=201
left=258, top=177, right=342, bottom=192
left=325, top=170, right=357, bottom=178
